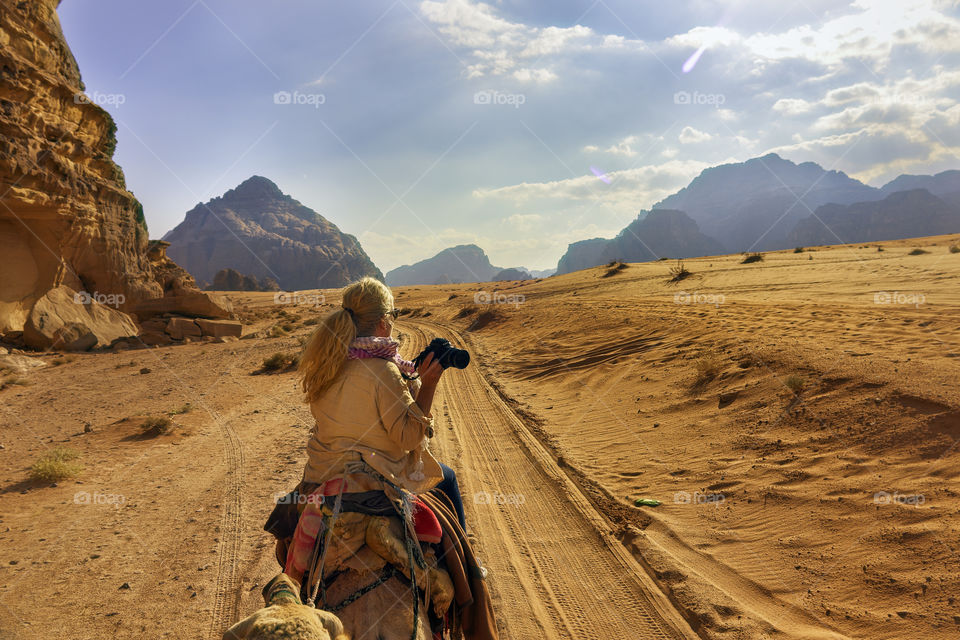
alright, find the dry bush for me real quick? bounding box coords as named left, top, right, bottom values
left=269, top=325, right=287, bottom=338
left=692, top=354, right=723, bottom=386
left=468, top=309, right=503, bottom=331
left=793, top=247, right=804, bottom=253
left=741, top=253, right=764, bottom=264
left=141, top=415, right=174, bottom=436
left=908, top=248, right=929, bottom=255
left=262, top=352, right=299, bottom=372
left=30, top=447, right=82, bottom=482
left=303, top=317, right=320, bottom=326
left=669, top=260, right=691, bottom=282
left=602, top=260, right=628, bottom=277
left=168, top=403, right=192, bottom=416
left=785, top=375, right=806, bottom=394
left=949, top=245, right=960, bottom=254
left=455, top=305, right=479, bottom=319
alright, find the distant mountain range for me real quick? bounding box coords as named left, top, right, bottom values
left=164, top=160, right=960, bottom=290
left=555, top=154, right=960, bottom=274
left=163, top=176, right=382, bottom=289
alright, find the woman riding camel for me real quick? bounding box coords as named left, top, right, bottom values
left=263, top=277, right=498, bottom=639
left=296, top=276, right=467, bottom=527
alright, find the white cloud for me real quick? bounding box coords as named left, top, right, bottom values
left=678, top=126, right=712, bottom=144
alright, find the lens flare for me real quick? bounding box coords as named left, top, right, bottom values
left=590, top=166, right=611, bottom=184
left=682, top=45, right=706, bottom=73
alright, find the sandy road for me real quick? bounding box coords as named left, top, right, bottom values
left=404, top=320, right=698, bottom=640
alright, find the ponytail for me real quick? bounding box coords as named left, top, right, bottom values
left=298, top=277, right=393, bottom=403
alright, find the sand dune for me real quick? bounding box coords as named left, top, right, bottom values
left=1, top=235, right=958, bottom=638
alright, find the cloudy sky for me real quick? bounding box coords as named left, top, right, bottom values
left=59, top=0, right=960, bottom=272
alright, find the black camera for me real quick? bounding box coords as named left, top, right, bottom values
left=413, top=338, right=470, bottom=370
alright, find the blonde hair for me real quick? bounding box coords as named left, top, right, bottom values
left=298, top=277, right=394, bottom=403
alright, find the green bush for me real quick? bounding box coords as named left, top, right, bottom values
left=30, top=447, right=82, bottom=482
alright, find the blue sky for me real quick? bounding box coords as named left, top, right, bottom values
left=59, top=0, right=960, bottom=272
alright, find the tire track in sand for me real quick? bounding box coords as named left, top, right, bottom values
left=405, top=321, right=698, bottom=640
left=208, top=411, right=245, bottom=639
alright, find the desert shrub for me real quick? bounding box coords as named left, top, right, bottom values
left=262, top=352, right=298, bottom=372
left=657, top=257, right=670, bottom=261
left=794, top=247, right=804, bottom=253
left=602, top=261, right=628, bottom=277
left=669, top=260, right=691, bottom=282
left=303, top=317, right=319, bottom=326
left=468, top=309, right=502, bottom=331
left=908, top=248, right=929, bottom=255
left=281, top=323, right=295, bottom=332
left=447, top=293, right=457, bottom=300
left=949, top=245, right=959, bottom=254
left=785, top=375, right=805, bottom=394
left=877, top=246, right=884, bottom=252
left=1, top=375, right=29, bottom=390
left=741, top=253, right=764, bottom=264
left=693, top=354, right=723, bottom=386
left=30, top=447, right=82, bottom=482
left=455, top=305, right=479, bottom=319
left=52, top=355, right=77, bottom=366
left=269, top=325, right=287, bottom=338
left=141, top=416, right=173, bottom=436
left=168, top=403, right=191, bottom=416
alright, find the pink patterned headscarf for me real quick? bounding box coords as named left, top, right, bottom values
left=347, top=336, right=417, bottom=376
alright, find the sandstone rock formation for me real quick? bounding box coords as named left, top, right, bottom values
left=0, top=1, right=231, bottom=350
left=163, top=176, right=383, bottom=290
left=556, top=209, right=724, bottom=275
left=788, top=189, right=960, bottom=246
left=654, top=154, right=882, bottom=252
left=208, top=268, right=280, bottom=292
left=493, top=268, right=532, bottom=281
left=385, top=244, right=502, bottom=286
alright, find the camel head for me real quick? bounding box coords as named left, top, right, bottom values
left=222, top=573, right=349, bottom=640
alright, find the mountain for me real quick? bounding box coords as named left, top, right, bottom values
left=787, top=189, right=960, bottom=246
left=163, top=176, right=382, bottom=290
left=385, top=244, right=501, bottom=286
left=207, top=268, right=280, bottom=292
left=655, top=153, right=881, bottom=252
left=556, top=209, right=724, bottom=275
left=527, top=268, right=557, bottom=278
left=493, top=268, right=532, bottom=281
left=881, top=170, right=960, bottom=197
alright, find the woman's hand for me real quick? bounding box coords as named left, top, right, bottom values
left=417, top=351, right=444, bottom=388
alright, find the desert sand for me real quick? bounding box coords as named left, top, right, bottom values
left=2, top=235, right=959, bottom=639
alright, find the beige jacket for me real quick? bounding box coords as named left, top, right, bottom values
left=303, top=357, right=443, bottom=494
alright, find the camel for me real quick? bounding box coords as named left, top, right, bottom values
left=222, top=573, right=348, bottom=640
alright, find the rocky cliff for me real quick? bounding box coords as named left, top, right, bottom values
left=385, top=244, right=501, bottom=286
left=788, top=189, right=960, bottom=246
left=163, top=176, right=382, bottom=290
left=655, top=154, right=881, bottom=252
left=0, top=1, right=230, bottom=350
left=556, top=209, right=724, bottom=275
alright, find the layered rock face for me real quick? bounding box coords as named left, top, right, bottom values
left=0, top=0, right=162, bottom=337
left=0, top=2, right=232, bottom=350
left=788, top=189, right=960, bottom=246
left=556, top=209, right=724, bottom=275
left=163, top=176, right=383, bottom=290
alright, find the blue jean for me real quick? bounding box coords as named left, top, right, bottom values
left=437, top=463, right=467, bottom=531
